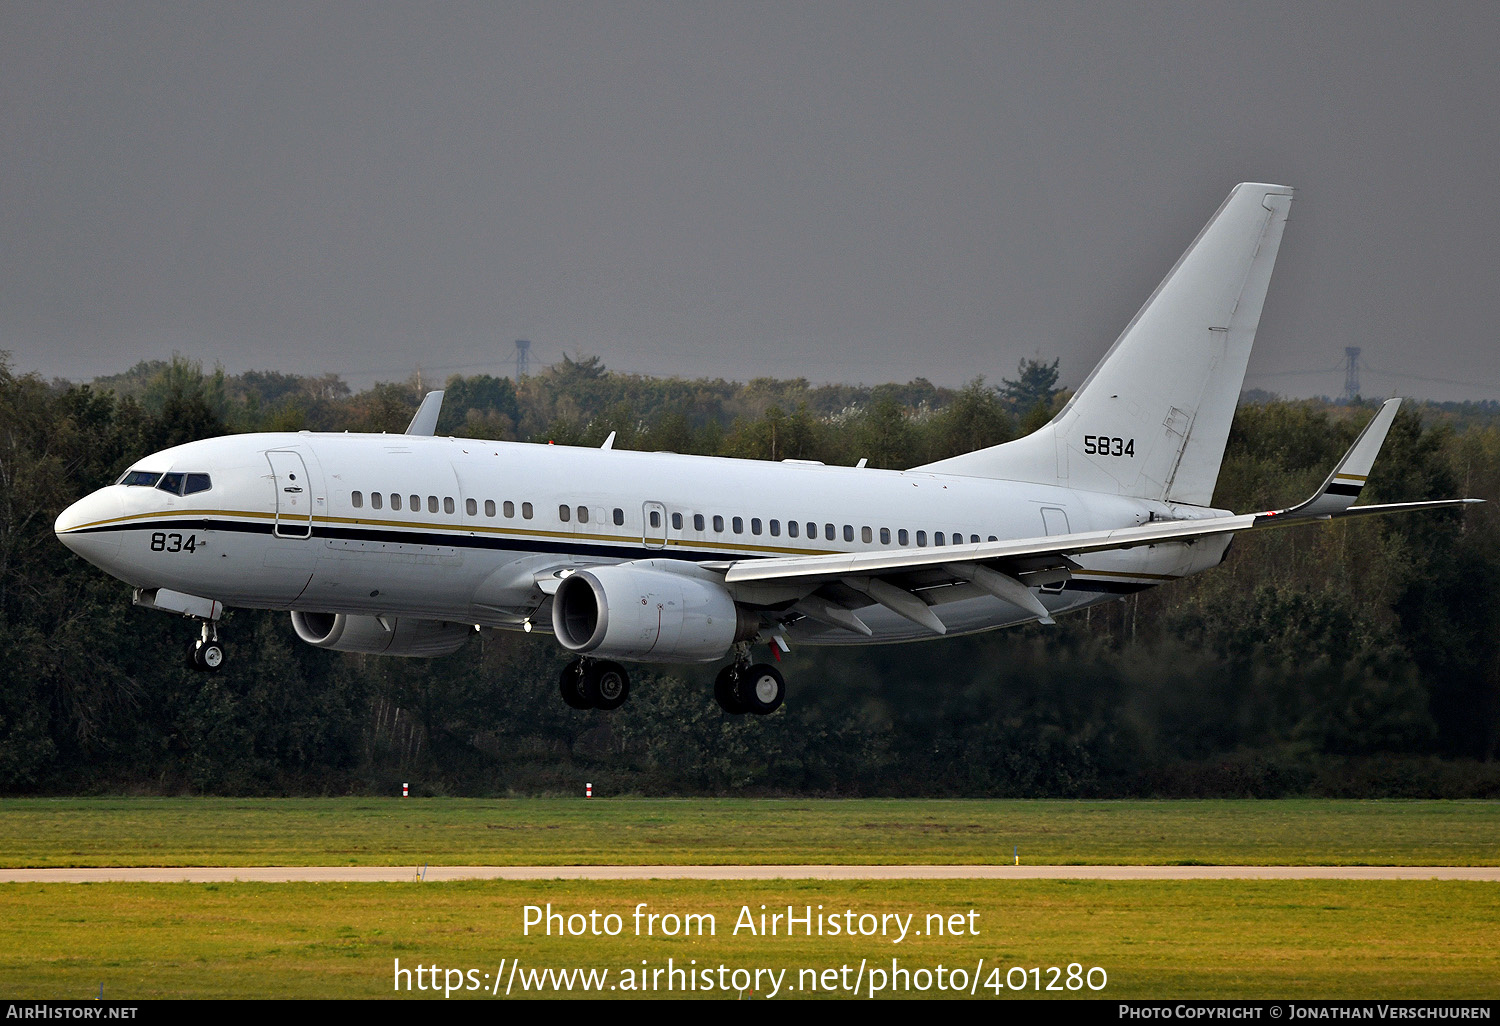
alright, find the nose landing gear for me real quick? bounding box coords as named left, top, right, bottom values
left=188, top=621, right=225, bottom=673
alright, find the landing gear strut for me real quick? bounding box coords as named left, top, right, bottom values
left=713, top=659, right=785, bottom=716
left=188, top=621, right=225, bottom=673
left=559, top=658, right=631, bottom=710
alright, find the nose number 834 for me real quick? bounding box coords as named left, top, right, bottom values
left=149, top=532, right=199, bottom=553
left=1083, top=435, right=1135, bottom=457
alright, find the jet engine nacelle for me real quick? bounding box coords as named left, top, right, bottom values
left=290, top=611, right=470, bottom=657
left=551, top=564, right=758, bottom=662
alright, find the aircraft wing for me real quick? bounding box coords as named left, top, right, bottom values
left=718, top=399, right=1480, bottom=634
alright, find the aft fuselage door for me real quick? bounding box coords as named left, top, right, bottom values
left=267, top=451, right=313, bottom=538
left=642, top=501, right=667, bottom=549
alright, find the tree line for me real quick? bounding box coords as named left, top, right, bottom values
left=2, top=352, right=1497, bottom=796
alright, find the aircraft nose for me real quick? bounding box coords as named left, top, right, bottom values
left=55, top=489, right=123, bottom=563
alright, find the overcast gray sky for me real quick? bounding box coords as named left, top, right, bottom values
left=3, top=1, right=1497, bottom=399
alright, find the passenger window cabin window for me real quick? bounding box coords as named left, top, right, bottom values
left=970, top=534, right=980, bottom=544
left=618, top=509, right=629, bottom=527
left=879, top=527, right=890, bottom=544
left=352, top=491, right=364, bottom=509
left=934, top=532, right=945, bottom=546
left=371, top=493, right=383, bottom=510
left=732, top=516, right=743, bottom=534
left=788, top=521, right=799, bottom=538
left=522, top=502, right=533, bottom=519
left=466, top=498, right=477, bottom=516
left=988, top=535, right=997, bottom=542
left=713, top=515, right=724, bottom=532
left=825, top=524, right=835, bottom=541
left=409, top=494, right=419, bottom=512
left=751, top=518, right=761, bottom=535
left=693, top=513, right=705, bottom=531
left=390, top=494, right=402, bottom=511
left=649, top=510, right=661, bottom=528
left=183, top=474, right=212, bottom=495
left=559, top=505, right=571, bottom=523
left=807, top=522, right=817, bottom=539
left=861, top=526, right=872, bottom=543
left=843, top=525, right=853, bottom=542
left=577, top=506, right=588, bottom=524
left=504, top=500, right=515, bottom=518
left=899, top=529, right=909, bottom=545
left=444, top=497, right=455, bottom=515
left=770, top=519, right=780, bottom=537
left=916, top=531, right=927, bottom=547
left=670, top=512, right=681, bottom=530
left=485, top=499, right=496, bottom=517
left=428, top=496, right=439, bottom=513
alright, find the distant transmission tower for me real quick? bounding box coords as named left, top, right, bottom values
left=1343, top=347, right=1361, bottom=401
left=515, top=339, right=532, bottom=380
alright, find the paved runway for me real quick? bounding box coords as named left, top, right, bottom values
left=3, top=865, right=1497, bottom=883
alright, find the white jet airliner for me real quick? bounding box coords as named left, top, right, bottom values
left=54, top=183, right=1478, bottom=715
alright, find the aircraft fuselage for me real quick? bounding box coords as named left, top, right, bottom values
left=55, top=430, right=1231, bottom=648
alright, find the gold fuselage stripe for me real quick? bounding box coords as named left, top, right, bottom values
left=66, top=508, right=1182, bottom=582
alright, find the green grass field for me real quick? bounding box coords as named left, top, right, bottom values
left=2, top=797, right=1496, bottom=867
left=3, top=798, right=1497, bottom=999
left=1, top=879, right=1496, bottom=999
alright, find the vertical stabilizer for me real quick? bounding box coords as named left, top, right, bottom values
left=916, top=183, right=1294, bottom=506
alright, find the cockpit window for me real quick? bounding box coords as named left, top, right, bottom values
left=129, top=471, right=213, bottom=496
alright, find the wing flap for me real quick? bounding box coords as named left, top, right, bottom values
left=723, top=513, right=1259, bottom=585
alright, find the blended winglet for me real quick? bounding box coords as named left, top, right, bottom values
left=406, top=391, right=445, bottom=436
left=1277, top=398, right=1401, bottom=518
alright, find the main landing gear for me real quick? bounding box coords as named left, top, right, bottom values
left=187, top=621, right=225, bottom=673
left=559, top=658, right=631, bottom=711
left=713, top=660, right=786, bottom=716
left=555, top=647, right=787, bottom=716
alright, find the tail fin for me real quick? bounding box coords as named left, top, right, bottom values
left=916, top=182, right=1295, bottom=506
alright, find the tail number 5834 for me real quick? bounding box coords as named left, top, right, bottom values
left=1083, top=435, right=1134, bottom=457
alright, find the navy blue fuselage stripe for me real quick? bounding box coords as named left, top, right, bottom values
left=68, top=516, right=1162, bottom=593
left=72, top=517, right=783, bottom=564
